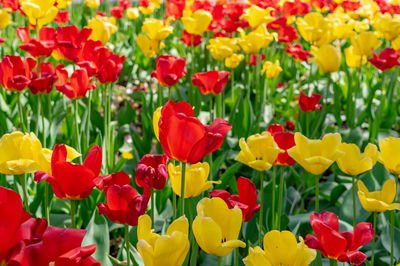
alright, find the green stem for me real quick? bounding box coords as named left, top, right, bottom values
left=125, top=224, right=130, bottom=266
left=371, top=212, right=377, bottom=265
left=44, top=183, right=49, bottom=223
left=352, top=175, right=356, bottom=228
left=172, top=192, right=176, bottom=219
left=36, top=94, right=41, bottom=136
left=329, top=259, right=338, bottom=266
left=70, top=200, right=76, bottom=229
left=234, top=248, right=238, bottom=266
left=39, top=94, right=46, bottom=147
left=277, top=166, right=284, bottom=230
left=189, top=198, right=198, bottom=266
left=74, top=100, right=82, bottom=162
left=180, top=162, right=187, bottom=216
left=17, top=91, right=26, bottom=132
left=315, top=175, right=319, bottom=213
left=216, top=93, right=222, bottom=118
left=151, top=188, right=154, bottom=223
left=271, top=166, right=276, bottom=229
left=158, top=85, right=163, bottom=106
left=259, top=171, right=264, bottom=244
left=217, top=256, right=221, bottom=266
left=19, top=175, right=29, bottom=212
left=86, top=91, right=92, bottom=153
left=231, top=70, right=235, bottom=110
left=391, top=210, right=394, bottom=266
left=108, top=84, right=114, bottom=169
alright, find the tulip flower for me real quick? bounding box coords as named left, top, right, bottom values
left=28, top=62, right=57, bottom=95
left=238, top=25, right=274, bottom=54
left=299, top=91, right=321, bottom=112
left=135, top=154, right=169, bottom=190
left=297, top=12, right=333, bottom=46
left=169, top=162, right=220, bottom=198
left=378, top=136, right=400, bottom=174
left=192, top=70, right=231, bottom=95
left=241, top=5, right=274, bottom=28
left=34, top=144, right=102, bottom=200
left=193, top=197, right=246, bottom=257
left=0, top=55, right=36, bottom=91
left=126, top=7, right=139, bottom=20
left=85, top=0, right=100, bottom=8
left=207, top=37, right=240, bottom=61
left=20, top=0, right=58, bottom=28
left=243, top=230, right=316, bottom=266
left=110, top=6, right=124, bottom=19
left=358, top=179, right=400, bottom=212
left=153, top=106, right=162, bottom=140
left=137, top=214, right=189, bottom=266
left=54, top=10, right=70, bottom=24
left=373, top=13, right=400, bottom=41
left=209, top=176, right=260, bottom=222
left=87, top=15, right=118, bottom=45
left=136, top=34, right=164, bottom=58
left=141, top=18, right=174, bottom=41
left=248, top=54, right=266, bottom=66
left=180, top=30, right=202, bottom=47
left=93, top=171, right=131, bottom=191
left=159, top=101, right=231, bottom=164
left=261, top=60, right=282, bottom=79
left=55, top=25, right=92, bottom=62
left=182, top=9, right=212, bottom=35
left=336, top=143, right=378, bottom=176
left=285, top=44, right=311, bottom=62
left=16, top=26, right=56, bottom=58
left=0, top=9, right=10, bottom=29
left=368, top=48, right=400, bottom=71
left=151, top=55, right=186, bottom=87
left=267, top=124, right=296, bottom=166
left=351, top=32, right=382, bottom=57
left=55, top=65, right=97, bottom=100
left=98, top=184, right=150, bottom=226
left=236, top=131, right=283, bottom=171
left=310, top=44, right=341, bottom=73
left=225, top=53, right=244, bottom=68
left=344, top=46, right=366, bottom=67
left=305, top=211, right=373, bottom=265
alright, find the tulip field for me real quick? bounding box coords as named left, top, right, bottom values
left=2, top=0, right=400, bottom=265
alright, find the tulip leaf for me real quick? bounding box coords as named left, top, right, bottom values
left=381, top=223, right=400, bottom=260
left=83, top=209, right=112, bottom=266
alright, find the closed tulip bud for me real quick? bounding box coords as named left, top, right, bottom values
left=182, top=9, right=212, bottom=35
left=87, top=15, right=118, bottom=45
left=378, top=137, right=400, bottom=174
left=336, top=143, right=378, bottom=176
left=141, top=18, right=173, bottom=41
left=358, top=179, right=400, bottom=212
left=351, top=32, right=381, bottom=57
left=243, top=230, right=316, bottom=266
left=137, top=214, right=189, bottom=266
left=287, top=133, right=344, bottom=175
left=310, top=44, right=341, bottom=73
left=169, top=162, right=220, bottom=198
left=225, top=53, right=244, bottom=68
left=193, top=197, right=246, bottom=257
left=261, top=60, right=282, bottom=79
left=126, top=7, right=139, bottom=20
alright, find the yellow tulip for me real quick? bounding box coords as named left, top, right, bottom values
left=153, top=106, right=162, bottom=140
left=168, top=162, right=220, bottom=198
left=358, top=179, right=400, bottom=212
left=141, top=18, right=173, bottom=41
left=373, top=13, right=400, bottom=41
left=137, top=214, right=189, bottom=266
left=353, top=19, right=370, bottom=32
left=193, top=197, right=246, bottom=257
left=310, top=45, right=341, bottom=73
left=139, top=0, right=161, bottom=15
left=137, top=34, right=165, bottom=58
left=392, top=35, right=400, bottom=50
left=261, top=60, right=282, bottom=79
left=331, top=19, right=356, bottom=40
left=85, top=0, right=100, bottom=9
left=56, top=0, right=71, bottom=9
left=20, top=0, right=58, bottom=28
left=225, top=53, right=244, bottom=69
left=378, top=137, right=400, bottom=174
left=126, top=7, right=140, bottom=20
left=351, top=32, right=382, bottom=57
left=336, top=143, right=378, bottom=176
left=0, top=9, right=11, bottom=29
left=345, top=46, right=366, bottom=67
left=236, top=131, right=283, bottom=172
left=207, top=37, right=240, bottom=61
left=297, top=12, right=333, bottom=46
left=87, top=15, right=118, bottom=45
left=243, top=230, right=316, bottom=266
left=237, top=25, right=274, bottom=54
left=287, top=133, right=344, bottom=175
left=181, top=9, right=212, bottom=35
left=241, top=5, right=274, bottom=28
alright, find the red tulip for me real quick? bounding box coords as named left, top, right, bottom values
left=55, top=10, right=70, bottom=25
left=299, top=91, right=322, bottom=112
left=285, top=120, right=295, bottom=131
left=209, top=176, right=260, bottom=222
left=28, top=62, right=57, bottom=95
left=180, top=30, right=202, bottom=47
left=0, top=55, right=36, bottom=91
left=159, top=100, right=231, bottom=164
left=342, top=0, right=361, bottom=10
left=111, top=6, right=124, bottom=19
left=191, top=70, right=231, bottom=95
left=34, top=144, right=102, bottom=200
left=98, top=184, right=150, bottom=226
left=267, top=16, right=287, bottom=31
left=1, top=0, right=19, bottom=12
left=56, top=25, right=92, bottom=62
left=248, top=54, right=266, bottom=66
left=165, top=0, right=186, bottom=20
left=368, top=48, right=400, bottom=71
left=305, top=211, right=374, bottom=265
left=285, top=44, right=311, bottom=62
left=151, top=55, right=186, bottom=87
left=94, top=171, right=131, bottom=191
left=55, top=65, right=97, bottom=99
left=135, top=154, right=169, bottom=190
left=278, top=25, right=299, bottom=44
left=17, top=27, right=56, bottom=58
left=282, top=0, right=310, bottom=16
left=223, top=2, right=245, bottom=21
left=267, top=124, right=296, bottom=166
left=119, top=0, right=131, bottom=9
